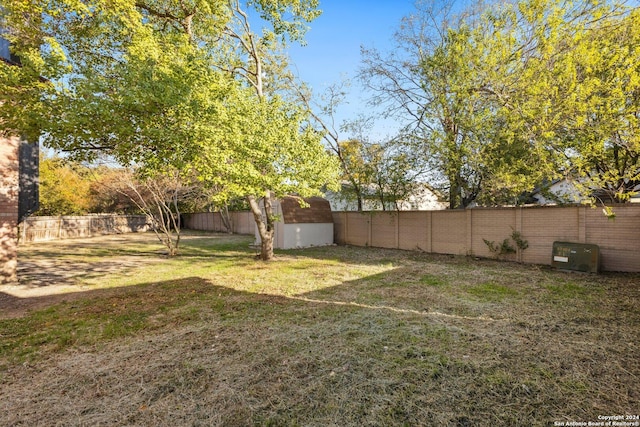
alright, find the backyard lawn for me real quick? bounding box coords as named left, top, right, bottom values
left=1, top=232, right=638, bottom=426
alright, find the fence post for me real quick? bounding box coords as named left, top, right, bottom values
left=343, top=212, right=348, bottom=245
left=427, top=211, right=432, bottom=253
left=578, top=206, right=586, bottom=243
left=396, top=212, right=400, bottom=249
left=466, top=209, right=473, bottom=256
left=515, top=208, right=523, bottom=263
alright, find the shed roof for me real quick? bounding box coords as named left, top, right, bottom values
left=280, top=197, right=333, bottom=224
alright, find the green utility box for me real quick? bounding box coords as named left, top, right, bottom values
left=551, top=241, right=600, bottom=273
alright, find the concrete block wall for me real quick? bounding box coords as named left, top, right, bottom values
left=182, top=211, right=255, bottom=235
left=333, top=206, right=640, bottom=272
left=20, top=215, right=150, bottom=243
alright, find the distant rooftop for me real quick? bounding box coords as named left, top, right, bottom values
left=0, top=37, right=10, bottom=61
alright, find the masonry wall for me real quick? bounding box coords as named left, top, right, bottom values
left=1, top=136, right=19, bottom=283
left=333, top=206, right=640, bottom=272
left=182, top=211, right=255, bottom=235
left=20, top=215, right=150, bottom=243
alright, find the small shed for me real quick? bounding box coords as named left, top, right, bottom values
left=255, top=196, right=334, bottom=249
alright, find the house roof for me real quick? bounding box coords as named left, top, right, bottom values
left=280, top=196, right=333, bottom=224
left=0, top=36, right=19, bottom=66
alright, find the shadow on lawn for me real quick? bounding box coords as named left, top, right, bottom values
left=1, top=276, right=486, bottom=426
left=2, top=270, right=638, bottom=426
left=0, top=276, right=231, bottom=320
left=15, top=233, right=255, bottom=289
left=16, top=257, right=153, bottom=289
left=10, top=232, right=639, bottom=329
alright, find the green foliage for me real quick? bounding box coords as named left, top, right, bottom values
left=36, top=154, right=186, bottom=216
left=488, top=0, right=640, bottom=204
left=2, top=0, right=338, bottom=260
left=601, top=206, right=616, bottom=220
left=36, top=155, right=93, bottom=216
left=193, top=93, right=338, bottom=203
left=510, top=230, right=529, bottom=251
left=332, top=138, right=426, bottom=211
left=483, top=238, right=516, bottom=258
left=361, top=6, right=492, bottom=209
left=361, top=0, right=640, bottom=207
left=483, top=229, right=528, bottom=259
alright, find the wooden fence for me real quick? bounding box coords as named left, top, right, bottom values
left=182, top=211, right=255, bottom=235
left=20, top=215, right=150, bottom=243
left=332, top=205, right=640, bottom=272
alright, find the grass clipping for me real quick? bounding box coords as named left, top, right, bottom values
left=1, top=232, right=638, bottom=426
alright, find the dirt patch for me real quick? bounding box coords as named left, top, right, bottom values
left=1, top=233, right=163, bottom=319
left=0, top=257, right=146, bottom=319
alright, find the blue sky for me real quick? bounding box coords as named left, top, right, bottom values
left=287, top=0, right=417, bottom=139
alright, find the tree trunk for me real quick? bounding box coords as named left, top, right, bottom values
left=449, top=189, right=459, bottom=210
left=350, top=179, right=364, bottom=212
left=219, top=204, right=233, bottom=234
left=449, top=171, right=464, bottom=209
left=260, top=228, right=274, bottom=260
left=379, top=191, right=386, bottom=211
left=247, top=194, right=275, bottom=261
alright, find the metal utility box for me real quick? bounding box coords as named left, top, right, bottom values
left=552, top=242, right=600, bottom=273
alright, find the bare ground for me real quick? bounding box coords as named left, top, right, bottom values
left=1, top=234, right=164, bottom=318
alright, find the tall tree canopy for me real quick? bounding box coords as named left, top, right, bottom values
left=1, top=0, right=338, bottom=259
left=360, top=2, right=489, bottom=209
left=496, top=0, right=640, bottom=203
left=360, top=0, right=640, bottom=207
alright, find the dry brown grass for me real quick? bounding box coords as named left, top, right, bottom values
left=1, top=232, right=638, bottom=426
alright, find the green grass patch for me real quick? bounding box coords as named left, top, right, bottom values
left=465, top=282, right=519, bottom=302
left=0, top=278, right=227, bottom=368
left=420, top=274, right=448, bottom=287
left=543, top=280, right=593, bottom=298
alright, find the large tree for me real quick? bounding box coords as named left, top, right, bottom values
left=360, top=0, right=639, bottom=207
left=206, top=0, right=338, bottom=260
left=1, top=0, right=338, bottom=260
left=359, top=2, right=491, bottom=209
left=334, top=137, right=428, bottom=211
left=492, top=0, right=640, bottom=203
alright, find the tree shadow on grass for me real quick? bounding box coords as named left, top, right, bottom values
left=15, top=257, right=153, bottom=289
left=0, top=275, right=517, bottom=426
left=14, top=232, right=255, bottom=290
left=1, top=271, right=638, bottom=427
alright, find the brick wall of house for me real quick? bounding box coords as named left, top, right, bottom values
left=1, top=135, right=20, bottom=283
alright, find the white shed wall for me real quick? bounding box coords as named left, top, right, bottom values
left=252, top=198, right=334, bottom=249
left=255, top=222, right=334, bottom=249
left=281, top=223, right=333, bottom=249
